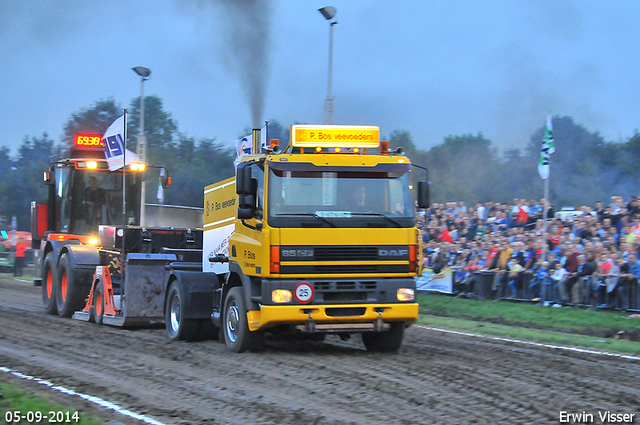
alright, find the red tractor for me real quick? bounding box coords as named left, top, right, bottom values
left=31, top=133, right=168, bottom=317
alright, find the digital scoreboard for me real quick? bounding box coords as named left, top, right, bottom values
left=74, top=133, right=103, bottom=149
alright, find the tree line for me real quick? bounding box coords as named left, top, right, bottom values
left=0, top=97, right=237, bottom=230
left=1, top=96, right=638, bottom=230
left=390, top=116, right=640, bottom=209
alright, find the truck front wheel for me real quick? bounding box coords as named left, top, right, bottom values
left=42, top=252, right=58, bottom=315
left=362, top=322, right=405, bottom=352
left=223, top=287, right=264, bottom=353
left=165, top=281, right=200, bottom=342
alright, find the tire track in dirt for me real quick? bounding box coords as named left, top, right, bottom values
left=1, top=277, right=639, bottom=424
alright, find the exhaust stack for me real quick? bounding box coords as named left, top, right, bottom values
left=252, top=128, right=261, bottom=154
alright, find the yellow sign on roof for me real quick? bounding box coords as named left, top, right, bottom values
left=290, top=125, right=380, bottom=148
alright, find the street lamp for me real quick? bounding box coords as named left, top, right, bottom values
left=132, top=66, right=151, bottom=226
left=318, top=6, right=337, bottom=125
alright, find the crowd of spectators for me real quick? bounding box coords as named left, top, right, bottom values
left=417, top=196, right=640, bottom=310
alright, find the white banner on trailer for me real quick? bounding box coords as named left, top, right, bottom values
left=415, top=268, right=453, bottom=294
left=203, top=223, right=234, bottom=274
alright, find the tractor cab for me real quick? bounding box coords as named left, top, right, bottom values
left=32, top=133, right=148, bottom=246
left=50, top=159, right=144, bottom=235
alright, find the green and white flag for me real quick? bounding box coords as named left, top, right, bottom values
left=538, top=115, right=555, bottom=179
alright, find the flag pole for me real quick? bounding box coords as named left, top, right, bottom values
left=542, top=174, right=549, bottom=261
left=539, top=112, right=554, bottom=264
left=121, top=108, right=127, bottom=300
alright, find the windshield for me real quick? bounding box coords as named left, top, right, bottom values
left=57, top=166, right=143, bottom=235
left=267, top=164, right=414, bottom=228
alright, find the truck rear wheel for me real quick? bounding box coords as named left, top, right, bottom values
left=42, top=252, right=58, bottom=315
left=165, top=281, right=200, bottom=341
left=223, top=287, right=264, bottom=353
left=362, top=322, right=405, bottom=353
left=55, top=253, right=88, bottom=318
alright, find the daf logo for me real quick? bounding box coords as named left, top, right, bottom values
left=282, top=249, right=314, bottom=257
left=379, top=249, right=408, bottom=257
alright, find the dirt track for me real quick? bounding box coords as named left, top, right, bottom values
left=1, top=276, right=639, bottom=424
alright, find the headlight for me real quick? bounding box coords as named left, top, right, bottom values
left=87, top=238, right=99, bottom=245
left=397, top=288, right=415, bottom=302
left=130, top=162, right=146, bottom=171
left=272, top=289, right=292, bottom=303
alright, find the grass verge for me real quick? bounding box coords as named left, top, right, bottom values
left=417, top=315, right=640, bottom=355
left=0, top=270, right=39, bottom=283
left=418, top=293, right=640, bottom=332
left=0, top=382, right=104, bottom=425
left=417, top=293, right=640, bottom=354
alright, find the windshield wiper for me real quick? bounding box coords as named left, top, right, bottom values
left=350, top=212, right=403, bottom=228
left=275, top=213, right=337, bottom=228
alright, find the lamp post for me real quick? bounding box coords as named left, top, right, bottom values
left=132, top=66, right=151, bottom=226
left=318, top=6, right=337, bottom=125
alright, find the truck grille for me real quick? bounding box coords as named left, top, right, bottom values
left=325, top=307, right=366, bottom=317
left=279, top=245, right=411, bottom=275
left=323, top=292, right=367, bottom=302
left=280, top=245, right=409, bottom=262
left=314, top=281, right=377, bottom=291
left=314, top=246, right=378, bottom=261
left=279, top=264, right=408, bottom=274
left=307, top=280, right=378, bottom=303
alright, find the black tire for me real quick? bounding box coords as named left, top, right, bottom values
left=93, top=280, right=105, bottom=325
left=165, top=281, right=200, bottom=342
left=223, top=287, right=264, bottom=353
left=308, top=333, right=326, bottom=342
left=55, top=253, right=89, bottom=318
left=42, top=252, right=58, bottom=315
left=297, top=332, right=325, bottom=342
left=362, top=322, right=405, bottom=353
left=198, top=319, right=220, bottom=341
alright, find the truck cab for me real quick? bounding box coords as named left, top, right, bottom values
left=201, top=125, right=429, bottom=352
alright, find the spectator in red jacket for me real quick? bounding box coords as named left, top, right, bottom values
left=13, top=237, right=27, bottom=277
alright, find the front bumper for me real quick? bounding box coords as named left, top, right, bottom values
left=246, top=302, right=419, bottom=331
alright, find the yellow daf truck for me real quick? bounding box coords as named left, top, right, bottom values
left=178, top=124, right=430, bottom=352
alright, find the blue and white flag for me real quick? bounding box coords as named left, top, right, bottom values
left=233, top=126, right=268, bottom=170
left=102, top=114, right=138, bottom=171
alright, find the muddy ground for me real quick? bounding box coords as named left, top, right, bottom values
left=1, top=276, right=639, bottom=424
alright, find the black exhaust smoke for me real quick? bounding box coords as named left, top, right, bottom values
left=216, top=0, right=273, bottom=128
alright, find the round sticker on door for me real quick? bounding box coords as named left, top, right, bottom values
left=294, top=282, right=314, bottom=303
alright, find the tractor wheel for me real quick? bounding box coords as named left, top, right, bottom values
left=42, top=252, right=58, bottom=315
left=55, top=253, right=88, bottom=318
left=223, top=287, right=264, bottom=353
left=362, top=322, right=405, bottom=353
left=93, top=280, right=105, bottom=325
left=165, top=281, right=200, bottom=342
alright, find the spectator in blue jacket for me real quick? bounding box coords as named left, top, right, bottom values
left=625, top=253, right=640, bottom=309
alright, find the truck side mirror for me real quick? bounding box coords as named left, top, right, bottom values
left=236, top=165, right=244, bottom=194
left=159, top=167, right=171, bottom=188
left=237, top=206, right=254, bottom=219
left=242, top=166, right=253, bottom=194
left=236, top=163, right=253, bottom=195
left=30, top=201, right=48, bottom=247
left=417, top=181, right=430, bottom=209
left=237, top=167, right=258, bottom=219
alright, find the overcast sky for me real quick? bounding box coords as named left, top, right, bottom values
left=1, top=0, right=639, bottom=155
